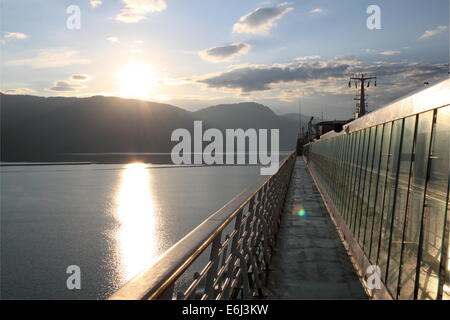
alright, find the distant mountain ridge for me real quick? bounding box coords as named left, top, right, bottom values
left=1, top=94, right=298, bottom=163
left=195, top=102, right=286, bottom=128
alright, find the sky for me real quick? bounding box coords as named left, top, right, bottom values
left=1, top=0, right=449, bottom=119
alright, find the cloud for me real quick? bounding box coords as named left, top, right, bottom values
left=2, top=88, right=36, bottom=95
left=48, top=81, right=80, bottom=92
left=331, top=56, right=361, bottom=65
left=107, top=37, right=119, bottom=43
left=295, top=55, right=321, bottom=61
left=71, top=74, right=91, bottom=81
left=419, top=25, right=448, bottom=39
left=90, top=0, right=102, bottom=8
left=2, top=32, right=28, bottom=44
left=199, top=43, right=252, bottom=63
left=4, top=32, right=28, bottom=40
left=232, top=3, right=293, bottom=35
left=310, top=8, right=323, bottom=13
left=194, top=58, right=447, bottom=94
left=196, top=59, right=352, bottom=92
left=380, top=51, right=401, bottom=55
left=362, top=61, right=447, bottom=81
left=116, top=0, right=167, bottom=23
left=5, top=48, right=91, bottom=68
left=47, top=74, right=91, bottom=92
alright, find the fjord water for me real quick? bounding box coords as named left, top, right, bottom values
left=0, top=164, right=261, bottom=299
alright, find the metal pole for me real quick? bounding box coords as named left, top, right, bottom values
left=360, top=75, right=366, bottom=116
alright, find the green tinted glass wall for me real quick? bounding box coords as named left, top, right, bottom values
left=303, top=104, right=449, bottom=300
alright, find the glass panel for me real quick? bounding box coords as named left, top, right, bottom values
left=352, top=129, right=368, bottom=235
left=364, top=125, right=383, bottom=254
left=386, top=116, right=416, bottom=296
left=378, top=120, right=404, bottom=281
left=327, top=139, right=335, bottom=196
left=356, top=128, right=373, bottom=243
left=359, top=126, right=377, bottom=246
left=370, top=122, right=392, bottom=264
left=335, top=137, right=343, bottom=209
left=349, top=131, right=364, bottom=230
left=345, top=132, right=360, bottom=224
left=335, top=137, right=344, bottom=206
left=398, top=110, right=434, bottom=299
left=417, top=106, right=450, bottom=299
left=340, top=134, right=354, bottom=217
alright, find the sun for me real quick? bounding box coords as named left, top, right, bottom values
left=117, top=62, right=157, bottom=100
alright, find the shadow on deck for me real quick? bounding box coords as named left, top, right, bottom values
left=265, top=157, right=368, bottom=299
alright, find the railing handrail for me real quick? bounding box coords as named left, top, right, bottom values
left=109, top=151, right=296, bottom=300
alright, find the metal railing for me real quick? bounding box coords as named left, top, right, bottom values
left=109, top=152, right=296, bottom=300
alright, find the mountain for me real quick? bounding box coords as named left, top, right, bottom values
left=1, top=94, right=196, bottom=163
left=193, top=102, right=298, bottom=151
left=1, top=94, right=298, bottom=163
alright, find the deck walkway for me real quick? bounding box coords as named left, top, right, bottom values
left=265, top=157, right=368, bottom=299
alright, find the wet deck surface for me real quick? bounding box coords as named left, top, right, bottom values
left=266, top=157, right=368, bottom=299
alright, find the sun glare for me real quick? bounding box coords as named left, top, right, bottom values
left=117, top=63, right=157, bottom=100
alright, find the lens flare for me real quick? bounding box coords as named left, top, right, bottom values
left=292, top=203, right=308, bottom=217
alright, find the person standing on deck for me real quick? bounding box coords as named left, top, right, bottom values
left=307, top=116, right=316, bottom=142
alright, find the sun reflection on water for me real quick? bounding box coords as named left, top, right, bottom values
left=116, top=163, right=157, bottom=281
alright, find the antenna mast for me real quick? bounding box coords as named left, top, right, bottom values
left=348, top=73, right=377, bottom=118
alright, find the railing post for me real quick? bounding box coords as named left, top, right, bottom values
left=246, top=191, right=265, bottom=296
left=222, top=209, right=243, bottom=299
left=238, top=198, right=256, bottom=298
left=203, top=233, right=222, bottom=299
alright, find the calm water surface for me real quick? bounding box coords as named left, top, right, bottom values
left=0, top=164, right=261, bottom=299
